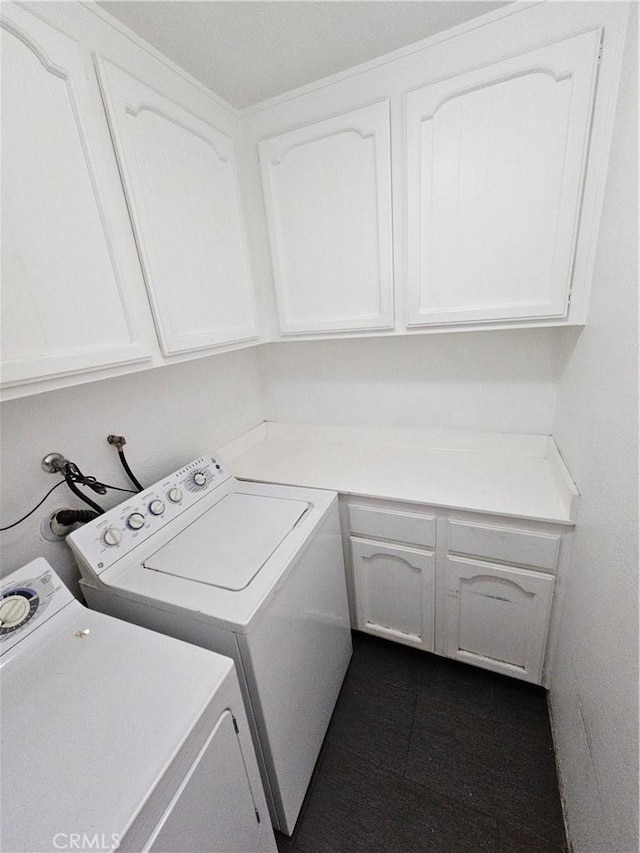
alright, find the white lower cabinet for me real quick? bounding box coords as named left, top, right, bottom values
left=351, top=537, right=435, bottom=651
left=344, top=498, right=566, bottom=684
left=444, top=557, right=555, bottom=684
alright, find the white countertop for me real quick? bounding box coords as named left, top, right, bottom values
left=217, top=423, right=578, bottom=525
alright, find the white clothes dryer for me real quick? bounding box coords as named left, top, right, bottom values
left=0, top=558, right=276, bottom=853
left=68, top=453, right=352, bottom=835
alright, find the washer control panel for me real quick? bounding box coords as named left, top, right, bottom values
left=0, top=559, right=70, bottom=653
left=68, top=453, right=231, bottom=573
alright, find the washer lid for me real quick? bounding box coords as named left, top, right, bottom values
left=143, top=492, right=309, bottom=590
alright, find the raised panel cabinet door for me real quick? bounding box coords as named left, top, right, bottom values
left=351, top=537, right=435, bottom=651
left=0, top=4, right=149, bottom=387
left=406, top=29, right=601, bottom=327
left=95, top=58, right=258, bottom=356
left=259, top=101, right=393, bottom=334
left=445, top=557, right=555, bottom=683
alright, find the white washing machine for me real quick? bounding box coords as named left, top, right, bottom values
left=0, top=558, right=276, bottom=853
left=68, top=453, right=352, bottom=835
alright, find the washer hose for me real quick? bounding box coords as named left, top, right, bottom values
left=117, top=447, right=144, bottom=492
left=54, top=509, right=99, bottom=526
left=107, top=435, right=144, bottom=492
left=64, top=473, right=105, bottom=514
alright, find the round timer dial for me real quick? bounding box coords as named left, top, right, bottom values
left=0, top=588, right=39, bottom=636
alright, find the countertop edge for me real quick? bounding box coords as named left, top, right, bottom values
left=217, top=423, right=578, bottom=527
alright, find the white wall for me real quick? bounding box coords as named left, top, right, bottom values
left=258, top=329, right=566, bottom=434
left=0, top=349, right=264, bottom=597
left=548, top=7, right=639, bottom=852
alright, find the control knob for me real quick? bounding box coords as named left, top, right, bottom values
left=167, top=487, right=183, bottom=503
left=192, top=471, right=207, bottom=487
left=126, top=512, right=145, bottom=530
left=0, top=595, right=30, bottom=629
left=102, top=527, right=122, bottom=547
left=148, top=500, right=165, bottom=516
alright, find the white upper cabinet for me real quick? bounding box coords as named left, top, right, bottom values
left=405, top=30, right=602, bottom=327
left=259, top=101, right=394, bottom=335
left=1, top=2, right=628, bottom=392
left=95, top=58, right=258, bottom=356
left=0, top=4, right=149, bottom=387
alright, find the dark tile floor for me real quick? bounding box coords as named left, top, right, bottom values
left=276, top=631, right=567, bottom=853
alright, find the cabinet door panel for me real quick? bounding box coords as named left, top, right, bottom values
left=1, top=5, right=148, bottom=386
left=96, top=58, right=257, bottom=356
left=260, top=102, right=393, bottom=334
left=445, top=557, right=554, bottom=683
left=406, top=30, right=601, bottom=326
left=351, top=537, right=434, bottom=651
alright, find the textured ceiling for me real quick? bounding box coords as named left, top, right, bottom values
left=98, top=1, right=511, bottom=108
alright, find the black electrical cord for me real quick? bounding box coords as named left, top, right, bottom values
left=63, top=462, right=139, bottom=495
left=64, top=474, right=106, bottom=515
left=117, top=447, right=144, bottom=492
left=64, top=461, right=108, bottom=495
left=0, top=480, right=67, bottom=532
left=62, top=461, right=140, bottom=514
left=0, top=462, right=140, bottom=532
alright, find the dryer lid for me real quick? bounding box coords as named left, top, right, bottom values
left=142, top=492, right=309, bottom=591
